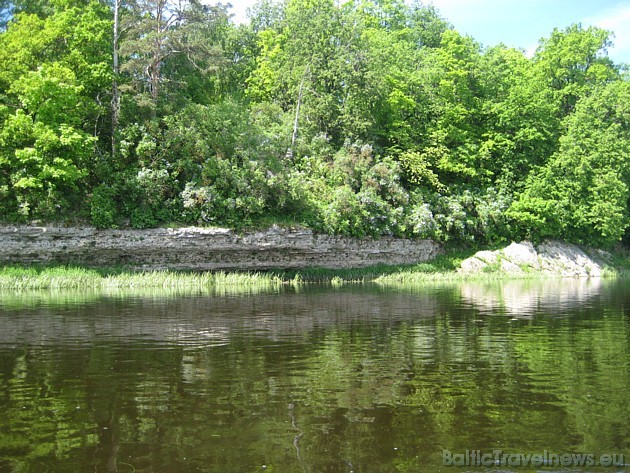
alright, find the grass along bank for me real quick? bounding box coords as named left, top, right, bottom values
left=0, top=250, right=474, bottom=290
left=1, top=247, right=628, bottom=290
left=0, top=265, right=286, bottom=291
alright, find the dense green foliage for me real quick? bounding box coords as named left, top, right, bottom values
left=0, top=0, right=628, bottom=246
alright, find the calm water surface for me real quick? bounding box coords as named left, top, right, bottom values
left=0, top=279, right=629, bottom=472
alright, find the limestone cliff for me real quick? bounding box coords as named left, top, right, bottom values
left=0, top=225, right=441, bottom=270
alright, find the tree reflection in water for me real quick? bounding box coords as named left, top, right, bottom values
left=0, top=279, right=628, bottom=472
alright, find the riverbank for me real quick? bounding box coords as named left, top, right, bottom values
left=1, top=249, right=628, bottom=290
left=0, top=252, right=459, bottom=290
left=1, top=225, right=628, bottom=290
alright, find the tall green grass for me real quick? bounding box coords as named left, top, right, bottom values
left=0, top=265, right=284, bottom=290
left=0, top=252, right=469, bottom=290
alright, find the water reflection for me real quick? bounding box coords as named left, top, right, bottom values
left=0, top=280, right=628, bottom=473
left=0, top=287, right=446, bottom=347
left=0, top=284, right=282, bottom=310
left=458, top=278, right=604, bottom=316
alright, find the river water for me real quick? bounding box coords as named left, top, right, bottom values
left=0, top=278, right=628, bottom=472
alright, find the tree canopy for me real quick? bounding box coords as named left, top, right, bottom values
left=0, top=0, right=628, bottom=247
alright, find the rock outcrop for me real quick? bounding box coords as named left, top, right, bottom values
left=459, top=240, right=610, bottom=277
left=0, top=225, right=441, bottom=271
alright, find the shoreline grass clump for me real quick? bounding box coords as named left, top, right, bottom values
left=0, top=265, right=285, bottom=291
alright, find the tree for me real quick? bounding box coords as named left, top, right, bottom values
left=119, top=0, right=228, bottom=107
left=474, top=44, right=559, bottom=191
left=0, top=65, right=96, bottom=219
left=409, top=29, right=485, bottom=185
left=0, top=1, right=111, bottom=220
left=112, top=0, right=121, bottom=156
left=508, top=80, right=630, bottom=245
left=247, top=0, right=368, bottom=150
left=534, top=24, right=619, bottom=116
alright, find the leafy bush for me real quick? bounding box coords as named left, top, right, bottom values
left=126, top=168, right=177, bottom=228
left=287, top=142, right=410, bottom=237
left=90, top=184, right=118, bottom=229
left=182, top=158, right=272, bottom=227
left=407, top=188, right=512, bottom=243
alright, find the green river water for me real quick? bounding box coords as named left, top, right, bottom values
left=0, top=278, right=628, bottom=472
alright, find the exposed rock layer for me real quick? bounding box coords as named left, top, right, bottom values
left=0, top=225, right=441, bottom=270
left=459, top=241, right=610, bottom=277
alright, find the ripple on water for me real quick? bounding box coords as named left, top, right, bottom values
left=0, top=280, right=628, bottom=472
